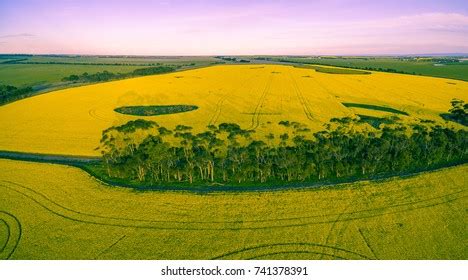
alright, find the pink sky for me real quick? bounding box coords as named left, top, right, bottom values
left=1, top=0, right=467, bottom=55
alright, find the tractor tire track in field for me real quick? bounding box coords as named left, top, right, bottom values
left=288, top=71, right=314, bottom=121
left=320, top=202, right=353, bottom=260
left=248, top=75, right=272, bottom=130
left=0, top=180, right=234, bottom=231
left=0, top=220, right=8, bottom=253
left=88, top=108, right=113, bottom=122
left=327, top=199, right=368, bottom=261
left=0, top=180, right=465, bottom=232
left=211, top=242, right=371, bottom=260
left=94, top=235, right=126, bottom=260
left=247, top=251, right=347, bottom=260
left=302, top=71, right=355, bottom=118
left=249, top=75, right=273, bottom=130
left=331, top=216, right=357, bottom=260
left=208, top=74, right=258, bottom=126
left=0, top=211, right=22, bottom=260
left=358, top=228, right=378, bottom=260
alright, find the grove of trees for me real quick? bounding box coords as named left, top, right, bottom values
left=97, top=112, right=467, bottom=186
left=0, top=84, right=33, bottom=105
left=441, top=99, right=468, bottom=126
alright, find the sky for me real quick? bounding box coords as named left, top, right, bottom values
left=0, top=0, right=467, bottom=55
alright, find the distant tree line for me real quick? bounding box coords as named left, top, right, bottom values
left=98, top=114, right=467, bottom=186
left=62, top=65, right=178, bottom=83
left=215, top=56, right=251, bottom=63
left=0, top=84, right=33, bottom=105
left=0, top=58, right=29, bottom=64
left=7, top=61, right=165, bottom=66
left=253, top=57, right=270, bottom=61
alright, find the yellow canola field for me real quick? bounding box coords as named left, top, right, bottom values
left=0, top=159, right=466, bottom=259
left=0, top=64, right=466, bottom=156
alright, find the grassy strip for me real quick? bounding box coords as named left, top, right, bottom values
left=114, top=105, right=198, bottom=116
left=0, top=150, right=100, bottom=165
left=342, top=102, right=409, bottom=115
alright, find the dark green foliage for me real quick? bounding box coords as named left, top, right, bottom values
left=342, top=102, right=409, bottom=115
left=61, top=65, right=177, bottom=83
left=175, top=125, right=192, bottom=131
left=357, top=115, right=399, bottom=129
left=115, top=105, right=198, bottom=116
left=330, top=117, right=354, bottom=125
left=131, top=66, right=175, bottom=76
left=0, top=84, right=34, bottom=105
left=441, top=99, right=468, bottom=126
left=0, top=58, right=29, bottom=64
left=65, top=74, right=80, bottom=81
left=115, top=119, right=157, bottom=133
left=215, top=56, right=250, bottom=63
left=101, top=119, right=157, bottom=138
left=98, top=118, right=467, bottom=186
left=309, top=66, right=370, bottom=75
left=62, top=70, right=116, bottom=82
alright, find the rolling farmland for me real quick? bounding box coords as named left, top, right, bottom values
left=0, top=63, right=466, bottom=260
left=0, top=64, right=466, bottom=156
left=1, top=0, right=468, bottom=273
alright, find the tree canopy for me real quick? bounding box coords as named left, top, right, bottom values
left=97, top=111, right=467, bottom=186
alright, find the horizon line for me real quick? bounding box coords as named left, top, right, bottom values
left=1, top=52, right=468, bottom=57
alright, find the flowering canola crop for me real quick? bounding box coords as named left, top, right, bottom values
left=0, top=64, right=465, bottom=156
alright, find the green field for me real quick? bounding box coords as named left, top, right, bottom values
left=0, top=55, right=221, bottom=87
left=270, top=56, right=468, bottom=81
left=0, top=64, right=142, bottom=87
left=0, top=159, right=465, bottom=259
left=12, top=55, right=220, bottom=65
